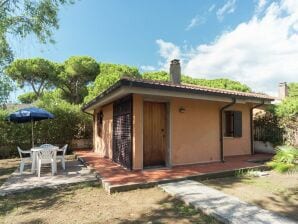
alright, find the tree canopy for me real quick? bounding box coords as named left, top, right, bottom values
left=275, top=82, right=298, bottom=118
left=0, top=0, right=73, bottom=105
left=55, top=56, right=99, bottom=104
left=0, top=0, right=73, bottom=68
left=17, top=91, right=37, bottom=104
left=5, top=58, right=58, bottom=97
left=0, top=74, right=13, bottom=105
left=142, top=71, right=251, bottom=92
left=5, top=56, right=255, bottom=105
left=84, top=63, right=140, bottom=103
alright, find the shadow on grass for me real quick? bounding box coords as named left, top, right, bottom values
left=116, top=196, right=219, bottom=224
left=0, top=181, right=99, bottom=217
left=251, top=186, right=298, bottom=221
left=0, top=166, right=18, bottom=186
left=201, top=173, right=298, bottom=222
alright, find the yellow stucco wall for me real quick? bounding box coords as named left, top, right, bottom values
left=223, top=103, right=251, bottom=156
left=132, top=95, right=252, bottom=167
left=92, top=94, right=252, bottom=169
left=93, top=103, right=113, bottom=159
left=171, top=98, right=222, bottom=165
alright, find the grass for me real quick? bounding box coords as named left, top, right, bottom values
left=0, top=158, right=19, bottom=186
left=203, top=170, right=298, bottom=221
left=0, top=182, right=219, bottom=224
left=0, top=158, right=219, bottom=224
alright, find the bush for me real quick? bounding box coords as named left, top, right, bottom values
left=0, top=94, right=92, bottom=159
left=36, top=92, right=92, bottom=143
left=253, top=111, right=284, bottom=145
left=0, top=109, right=32, bottom=158
left=267, top=145, right=298, bottom=173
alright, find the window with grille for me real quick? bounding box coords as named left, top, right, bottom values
left=112, top=95, right=133, bottom=170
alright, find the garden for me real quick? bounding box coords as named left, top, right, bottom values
left=0, top=1, right=297, bottom=223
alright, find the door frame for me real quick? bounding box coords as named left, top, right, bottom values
left=142, top=98, right=171, bottom=169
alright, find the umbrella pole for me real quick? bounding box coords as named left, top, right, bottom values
left=31, top=120, right=34, bottom=148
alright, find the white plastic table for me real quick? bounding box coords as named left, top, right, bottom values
left=31, top=146, right=59, bottom=174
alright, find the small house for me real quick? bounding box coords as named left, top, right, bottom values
left=82, top=59, right=274, bottom=170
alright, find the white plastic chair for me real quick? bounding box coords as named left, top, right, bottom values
left=40, top=144, right=54, bottom=148
left=56, top=144, right=68, bottom=170
left=37, top=148, right=57, bottom=177
left=17, top=147, right=32, bottom=174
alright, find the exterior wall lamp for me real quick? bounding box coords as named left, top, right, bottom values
left=179, top=106, right=186, bottom=113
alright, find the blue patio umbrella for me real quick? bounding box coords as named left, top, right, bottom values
left=6, top=107, right=54, bottom=147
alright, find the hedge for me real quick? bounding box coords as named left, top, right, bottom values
left=0, top=99, right=92, bottom=159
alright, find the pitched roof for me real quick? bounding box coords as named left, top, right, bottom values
left=82, top=77, right=275, bottom=111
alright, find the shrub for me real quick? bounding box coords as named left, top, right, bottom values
left=0, top=94, right=92, bottom=158
left=253, top=111, right=284, bottom=145
left=267, top=145, right=298, bottom=173
left=0, top=109, right=32, bottom=158
left=35, top=93, right=92, bottom=143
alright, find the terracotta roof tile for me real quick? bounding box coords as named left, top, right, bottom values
left=83, top=77, right=275, bottom=111
left=122, top=76, right=275, bottom=100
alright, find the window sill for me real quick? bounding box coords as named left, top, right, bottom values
left=223, top=136, right=241, bottom=139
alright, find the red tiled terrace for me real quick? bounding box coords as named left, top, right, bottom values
left=75, top=149, right=273, bottom=189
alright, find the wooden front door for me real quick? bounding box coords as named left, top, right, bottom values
left=143, top=101, right=167, bottom=167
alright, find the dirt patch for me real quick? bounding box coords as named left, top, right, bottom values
left=0, top=159, right=19, bottom=186
left=203, top=171, right=298, bottom=221
left=0, top=158, right=218, bottom=224
left=0, top=182, right=219, bottom=224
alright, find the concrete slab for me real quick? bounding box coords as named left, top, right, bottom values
left=0, top=160, right=97, bottom=196
left=160, top=180, right=296, bottom=224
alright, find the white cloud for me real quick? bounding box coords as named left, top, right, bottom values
left=140, top=65, right=156, bottom=71
left=208, top=4, right=216, bottom=12
left=186, top=15, right=206, bottom=31
left=156, top=0, right=298, bottom=95
left=255, top=0, right=267, bottom=14
left=156, top=39, right=181, bottom=70
left=216, top=0, right=237, bottom=21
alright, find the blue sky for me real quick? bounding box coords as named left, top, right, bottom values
left=17, top=0, right=253, bottom=65
left=10, top=0, right=298, bottom=100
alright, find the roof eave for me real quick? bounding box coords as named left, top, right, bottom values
left=82, top=79, right=274, bottom=112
